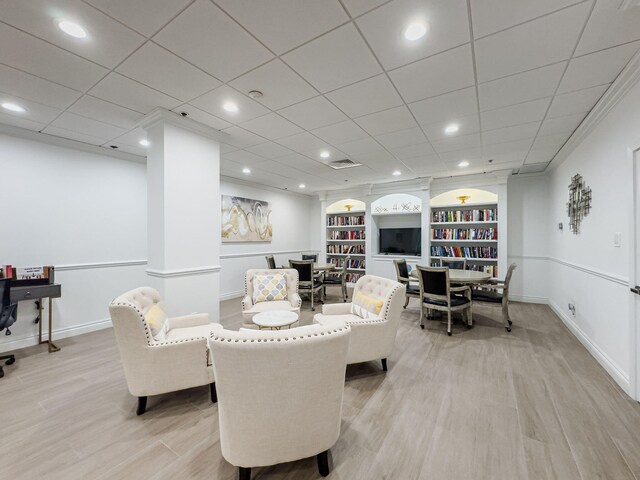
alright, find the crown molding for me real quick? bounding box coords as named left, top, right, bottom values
left=137, top=107, right=229, bottom=143
left=549, top=48, right=640, bottom=171
left=221, top=175, right=313, bottom=199
left=0, top=123, right=145, bottom=163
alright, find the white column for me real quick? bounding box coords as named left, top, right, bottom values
left=140, top=108, right=227, bottom=320
left=418, top=178, right=432, bottom=266
left=494, top=170, right=510, bottom=277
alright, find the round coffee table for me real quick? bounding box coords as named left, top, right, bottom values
left=252, top=310, right=299, bottom=330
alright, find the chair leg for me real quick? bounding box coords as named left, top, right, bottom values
left=343, top=283, right=347, bottom=302
left=239, top=467, right=251, bottom=480
left=381, top=358, right=388, bottom=372
left=311, top=289, right=315, bottom=311
left=210, top=382, right=217, bottom=403
left=447, top=311, right=452, bottom=336
left=136, top=396, right=147, bottom=416
left=403, top=295, right=409, bottom=308
left=317, top=450, right=330, bottom=477
left=419, top=303, right=425, bottom=329
left=503, top=300, right=511, bottom=332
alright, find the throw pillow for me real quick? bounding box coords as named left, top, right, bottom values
left=351, top=291, right=384, bottom=319
left=253, top=273, right=288, bottom=303
left=145, top=304, right=168, bottom=341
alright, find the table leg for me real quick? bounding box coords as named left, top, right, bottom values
left=37, top=299, right=43, bottom=344
left=40, top=298, right=60, bottom=352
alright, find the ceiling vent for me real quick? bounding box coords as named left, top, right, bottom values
left=327, top=158, right=362, bottom=170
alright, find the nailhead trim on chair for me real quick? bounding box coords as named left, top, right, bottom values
left=341, top=280, right=404, bottom=326
left=210, top=325, right=350, bottom=343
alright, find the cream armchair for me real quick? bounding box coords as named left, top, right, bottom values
left=108, top=287, right=222, bottom=415
left=241, top=269, right=302, bottom=329
left=209, top=320, right=350, bottom=480
left=314, top=275, right=405, bottom=371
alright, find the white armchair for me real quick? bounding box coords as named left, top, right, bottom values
left=209, top=320, right=350, bottom=480
left=313, top=275, right=405, bottom=371
left=108, top=287, right=222, bottom=415
left=241, top=269, right=302, bottom=329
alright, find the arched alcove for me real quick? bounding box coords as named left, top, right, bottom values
left=430, top=188, right=497, bottom=207
left=371, top=193, right=421, bottom=214
left=326, top=198, right=366, bottom=213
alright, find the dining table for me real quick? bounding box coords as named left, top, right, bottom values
left=409, top=268, right=492, bottom=285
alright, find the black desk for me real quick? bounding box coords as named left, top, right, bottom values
left=10, top=284, right=62, bottom=352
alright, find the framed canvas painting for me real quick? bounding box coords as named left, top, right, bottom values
left=221, top=195, right=272, bottom=242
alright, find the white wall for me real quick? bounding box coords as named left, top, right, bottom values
left=0, top=133, right=148, bottom=352
left=219, top=180, right=315, bottom=299
left=507, top=174, right=550, bottom=303
left=545, top=78, right=640, bottom=394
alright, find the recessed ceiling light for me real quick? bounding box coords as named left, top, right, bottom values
left=58, top=20, right=87, bottom=39
left=242, top=167, right=251, bottom=174
left=320, top=150, right=330, bottom=159
left=392, top=170, right=401, bottom=176
left=139, top=139, right=150, bottom=147
left=445, top=123, right=459, bottom=134
left=1, top=102, right=25, bottom=113
left=223, top=102, right=238, bottom=113
left=404, top=22, right=429, bottom=41
left=458, top=160, right=470, bottom=167
left=299, top=183, right=306, bottom=189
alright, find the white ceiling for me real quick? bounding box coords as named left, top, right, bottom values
left=1, top=0, right=640, bottom=193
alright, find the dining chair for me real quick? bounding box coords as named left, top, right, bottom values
left=302, top=253, right=318, bottom=262
left=289, top=260, right=323, bottom=311
left=471, top=263, right=517, bottom=332
left=393, top=259, right=420, bottom=309
left=416, top=266, right=472, bottom=336
left=322, top=256, right=349, bottom=302
left=440, top=258, right=467, bottom=270
left=265, top=255, right=276, bottom=269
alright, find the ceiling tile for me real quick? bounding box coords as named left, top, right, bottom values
left=0, top=111, right=46, bottom=132
left=375, top=126, right=427, bottom=149
left=215, top=0, right=349, bottom=54
left=423, top=114, right=480, bottom=142
left=481, top=98, right=551, bottom=130
left=190, top=85, right=270, bottom=123
left=439, top=147, right=482, bottom=162
left=154, top=0, right=273, bottom=82
left=312, top=120, right=369, bottom=145
left=1, top=0, right=145, bottom=68
left=0, top=23, right=108, bottom=92
left=401, top=154, right=444, bottom=170
left=229, top=59, right=317, bottom=111
left=537, top=112, right=586, bottom=136
left=43, top=125, right=110, bottom=145
left=474, top=2, right=590, bottom=82
left=478, top=62, right=565, bottom=111
left=518, top=163, right=549, bottom=174
left=240, top=113, right=303, bottom=140
left=471, top=0, right=580, bottom=38
left=432, top=133, right=481, bottom=153
left=282, top=23, right=382, bottom=93
left=109, top=127, right=146, bottom=147
left=0, top=94, right=61, bottom=124
left=525, top=147, right=559, bottom=164
left=49, top=111, right=127, bottom=140
left=335, top=137, right=383, bottom=156
left=68, top=95, right=141, bottom=129
left=276, top=132, right=332, bottom=154
left=482, top=122, right=540, bottom=145
left=355, top=106, right=417, bottom=136
left=558, top=41, right=640, bottom=93
left=575, top=0, right=640, bottom=55
left=117, top=42, right=220, bottom=101
left=532, top=132, right=570, bottom=150
left=387, top=141, right=436, bottom=159
left=356, top=0, right=470, bottom=70
left=224, top=149, right=267, bottom=165
left=105, top=142, right=146, bottom=157
left=220, top=125, right=266, bottom=148
left=305, top=147, right=346, bottom=163
left=388, top=44, right=475, bottom=103
left=482, top=138, right=533, bottom=161
left=0, top=63, right=81, bottom=110
left=89, top=73, right=181, bottom=113
left=277, top=96, right=348, bottom=130
left=408, top=87, right=477, bottom=127
left=85, top=0, right=193, bottom=37
left=325, top=74, right=403, bottom=118
left=245, top=142, right=294, bottom=159
left=173, top=105, right=231, bottom=131
left=342, top=0, right=389, bottom=17
left=547, top=84, right=609, bottom=118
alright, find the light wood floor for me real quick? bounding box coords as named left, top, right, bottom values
left=2, top=292, right=640, bottom=480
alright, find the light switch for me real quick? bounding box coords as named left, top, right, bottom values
left=614, top=232, right=622, bottom=247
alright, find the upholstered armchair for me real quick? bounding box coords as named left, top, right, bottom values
left=209, top=320, right=351, bottom=480
left=241, top=269, right=302, bottom=329
left=313, top=275, right=405, bottom=371
left=108, top=287, right=222, bottom=415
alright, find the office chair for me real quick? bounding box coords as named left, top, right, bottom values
left=0, top=279, right=17, bottom=378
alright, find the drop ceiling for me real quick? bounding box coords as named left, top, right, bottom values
left=1, top=0, right=640, bottom=192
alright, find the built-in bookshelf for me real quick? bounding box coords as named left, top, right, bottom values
left=430, top=203, right=499, bottom=277
left=326, top=211, right=366, bottom=283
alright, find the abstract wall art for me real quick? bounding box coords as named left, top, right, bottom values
left=566, top=174, right=592, bottom=234
left=221, top=195, right=272, bottom=243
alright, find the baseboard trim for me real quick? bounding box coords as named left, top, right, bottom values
left=548, top=300, right=630, bottom=394
left=510, top=294, right=548, bottom=304
left=0, top=318, right=112, bottom=353
left=220, top=289, right=245, bottom=301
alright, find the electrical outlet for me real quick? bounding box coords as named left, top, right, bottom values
left=568, top=302, right=576, bottom=317
left=614, top=232, right=622, bottom=247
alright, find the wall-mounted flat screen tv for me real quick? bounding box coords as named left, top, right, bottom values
left=379, top=228, right=421, bottom=255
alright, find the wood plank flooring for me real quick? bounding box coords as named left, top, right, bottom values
left=2, top=293, right=640, bottom=480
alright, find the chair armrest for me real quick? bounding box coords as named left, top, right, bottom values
left=322, top=303, right=352, bottom=315
left=241, top=295, right=253, bottom=311
left=451, top=285, right=471, bottom=299
left=290, top=292, right=302, bottom=308
left=169, top=313, right=209, bottom=329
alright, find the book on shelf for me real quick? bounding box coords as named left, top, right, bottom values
left=430, top=245, right=497, bottom=259
left=329, top=258, right=367, bottom=269
left=430, top=262, right=498, bottom=277
left=431, top=208, right=497, bottom=223
left=326, top=214, right=365, bottom=226
left=328, top=230, right=366, bottom=240
left=431, top=227, right=497, bottom=240
left=327, top=244, right=366, bottom=255
left=345, top=273, right=363, bottom=283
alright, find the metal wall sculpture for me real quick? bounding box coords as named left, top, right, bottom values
left=566, top=174, right=592, bottom=234
left=221, top=195, right=272, bottom=242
